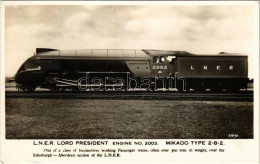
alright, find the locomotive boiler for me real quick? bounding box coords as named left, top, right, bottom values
left=15, top=48, right=249, bottom=92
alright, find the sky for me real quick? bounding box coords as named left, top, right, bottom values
left=4, top=4, right=258, bottom=78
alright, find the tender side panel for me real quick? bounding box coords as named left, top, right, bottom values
left=176, top=56, right=248, bottom=78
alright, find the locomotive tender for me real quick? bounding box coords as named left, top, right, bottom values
left=15, top=48, right=249, bottom=92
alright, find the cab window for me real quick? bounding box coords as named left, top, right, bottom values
left=160, top=57, right=165, bottom=63
left=153, top=56, right=160, bottom=63
left=153, top=56, right=166, bottom=63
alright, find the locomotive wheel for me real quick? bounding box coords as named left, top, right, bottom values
left=24, top=87, right=36, bottom=92
left=177, top=85, right=190, bottom=92
left=114, top=78, right=127, bottom=91
left=49, top=87, right=66, bottom=91
left=48, top=83, right=66, bottom=92
left=176, top=80, right=190, bottom=92
left=176, top=80, right=184, bottom=92
left=17, top=84, right=36, bottom=92
left=146, top=82, right=155, bottom=91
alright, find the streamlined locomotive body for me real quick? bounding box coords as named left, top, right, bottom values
left=15, top=48, right=249, bottom=92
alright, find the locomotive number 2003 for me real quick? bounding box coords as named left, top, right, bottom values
left=153, top=65, right=167, bottom=70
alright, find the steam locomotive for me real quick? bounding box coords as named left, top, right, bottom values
left=15, top=48, right=249, bottom=92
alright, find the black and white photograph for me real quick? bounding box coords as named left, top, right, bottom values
left=1, top=1, right=259, bottom=163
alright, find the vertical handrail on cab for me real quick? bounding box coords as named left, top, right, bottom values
left=59, top=50, right=61, bottom=56
left=75, top=50, right=77, bottom=56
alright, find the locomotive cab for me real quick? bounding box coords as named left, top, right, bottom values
left=151, top=55, right=169, bottom=77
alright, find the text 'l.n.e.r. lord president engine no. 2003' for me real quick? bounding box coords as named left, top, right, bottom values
left=14, top=48, right=249, bottom=92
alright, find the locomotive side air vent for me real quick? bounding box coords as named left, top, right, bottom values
left=36, top=48, right=59, bottom=54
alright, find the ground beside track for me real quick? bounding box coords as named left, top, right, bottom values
left=5, top=98, right=253, bottom=139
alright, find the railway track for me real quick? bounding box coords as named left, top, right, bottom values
left=5, top=91, right=253, bottom=101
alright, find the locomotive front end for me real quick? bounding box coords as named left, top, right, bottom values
left=15, top=48, right=60, bottom=92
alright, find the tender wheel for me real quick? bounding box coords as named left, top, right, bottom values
left=226, top=82, right=240, bottom=92
left=186, top=83, right=191, bottom=92
left=192, top=81, right=206, bottom=92
left=176, top=80, right=187, bottom=92
left=210, top=81, right=223, bottom=92
left=193, top=87, right=205, bottom=92
left=177, top=85, right=185, bottom=92
left=210, top=87, right=222, bottom=92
